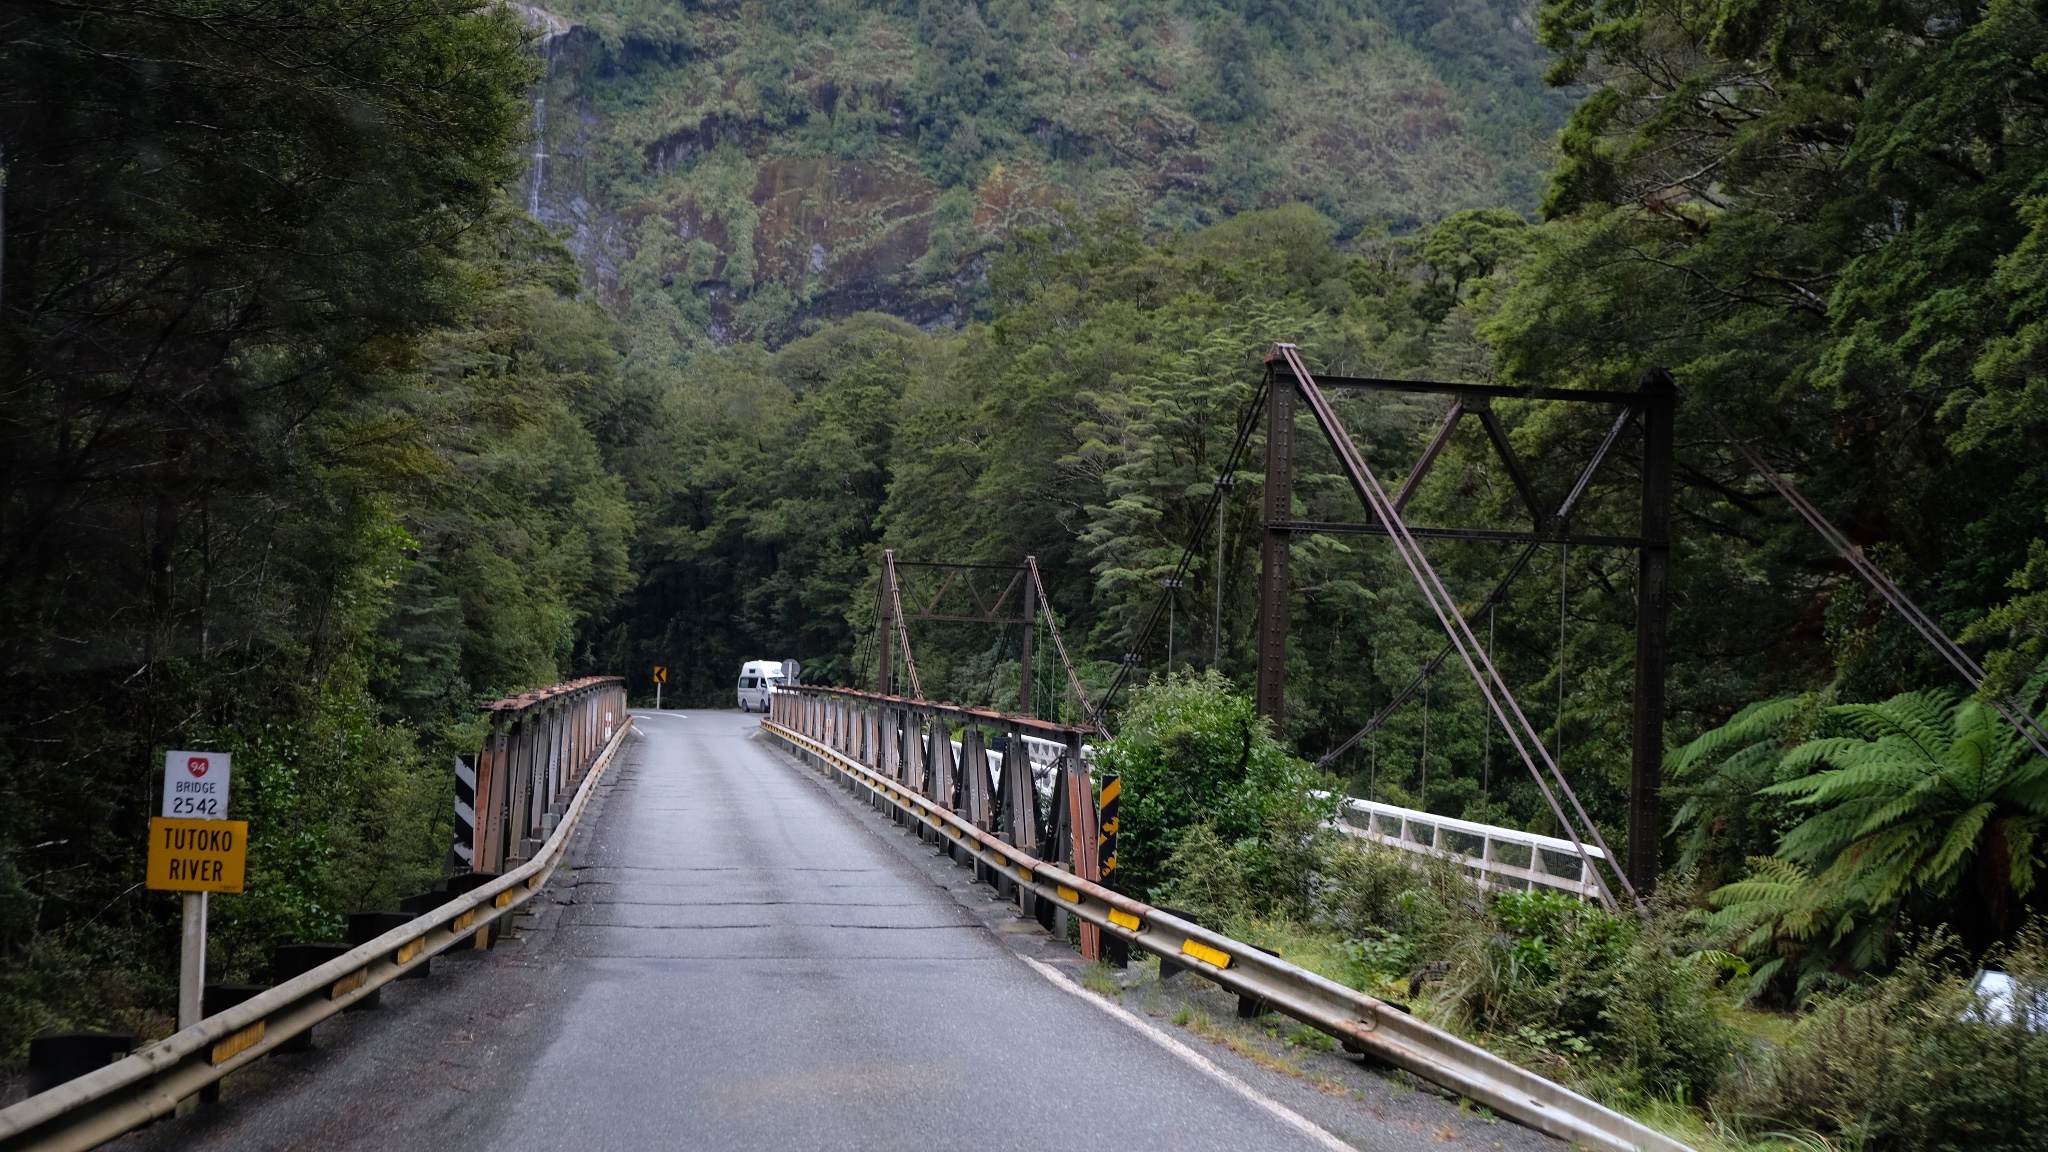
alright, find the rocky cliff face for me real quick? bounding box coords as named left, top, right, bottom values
left=524, top=1, right=1569, bottom=349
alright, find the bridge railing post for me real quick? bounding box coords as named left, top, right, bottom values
left=464, top=678, right=628, bottom=873
left=1066, top=732, right=1101, bottom=961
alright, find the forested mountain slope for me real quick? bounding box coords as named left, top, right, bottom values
left=529, top=0, right=1571, bottom=344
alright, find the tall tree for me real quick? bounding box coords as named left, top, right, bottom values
left=0, top=0, right=537, bottom=1054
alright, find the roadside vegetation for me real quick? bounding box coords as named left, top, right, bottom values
left=1107, top=674, right=2048, bottom=1151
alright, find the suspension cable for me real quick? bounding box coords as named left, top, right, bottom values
left=1028, top=558, right=1108, bottom=738
left=1687, top=388, right=2048, bottom=761
left=1092, top=371, right=1273, bottom=726
left=885, top=552, right=925, bottom=700
left=1317, top=405, right=1635, bottom=769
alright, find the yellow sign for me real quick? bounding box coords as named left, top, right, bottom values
left=652, top=665, right=668, bottom=683
left=146, top=818, right=248, bottom=893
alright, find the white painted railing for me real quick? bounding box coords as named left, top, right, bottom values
left=954, top=734, right=1084, bottom=799
left=1324, top=794, right=1606, bottom=900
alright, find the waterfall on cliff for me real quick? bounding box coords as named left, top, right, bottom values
left=528, top=90, right=547, bottom=218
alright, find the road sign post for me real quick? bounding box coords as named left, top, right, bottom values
left=147, top=749, right=238, bottom=1114
left=653, top=665, right=667, bottom=710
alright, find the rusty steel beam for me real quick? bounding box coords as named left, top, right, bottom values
left=883, top=551, right=924, bottom=700
left=1393, top=398, right=1463, bottom=514
left=1256, top=363, right=1295, bottom=721
left=1629, top=372, right=1675, bottom=893
left=1315, top=405, right=1637, bottom=769
left=1273, top=345, right=1635, bottom=911
left=1263, top=354, right=1674, bottom=896
left=1019, top=557, right=1036, bottom=717
left=1268, top=521, right=1645, bottom=548
left=878, top=551, right=896, bottom=696
left=1471, top=401, right=1548, bottom=531
left=1026, top=559, right=1100, bottom=733
left=1312, top=374, right=1639, bottom=405
left=870, top=555, right=1095, bottom=731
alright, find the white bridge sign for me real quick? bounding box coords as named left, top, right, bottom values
left=162, top=750, right=231, bottom=819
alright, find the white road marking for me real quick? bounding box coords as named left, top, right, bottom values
left=1020, top=956, right=1355, bottom=1151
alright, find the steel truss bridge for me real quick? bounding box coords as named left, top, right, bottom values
left=15, top=343, right=2026, bottom=1152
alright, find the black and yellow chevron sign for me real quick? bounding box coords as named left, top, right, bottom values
left=1097, top=774, right=1120, bottom=883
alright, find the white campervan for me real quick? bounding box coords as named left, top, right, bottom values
left=735, top=660, right=785, bottom=712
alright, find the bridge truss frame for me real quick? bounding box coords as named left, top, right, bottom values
left=1258, top=346, right=1674, bottom=899
left=876, top=550, right=1104, bottom=735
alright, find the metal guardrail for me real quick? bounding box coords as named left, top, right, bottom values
left=0, top=714, right=635, bottom=1152
left=1326, top=795, right=1608, bottom=901
left=761, top=715, right=1690, bottom=1152
left=767, top=685, right=1093, bottom=866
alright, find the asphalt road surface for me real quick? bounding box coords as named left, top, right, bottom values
left=111, top=710, right=1560, bottom=1152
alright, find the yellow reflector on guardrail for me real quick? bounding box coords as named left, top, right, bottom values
left=1017, top=868, right=1033, bottom=884
left=496, top=890, right=515, bottom=908
left=329, top=970, right=367, bottom=1000
left=1056, top=885, right=1080, bottom=903
left=453, top=910, right=475, bottom=933
left=1180, top=939, right=1232, bottom=969
left=1108, top=909, right=1142, bottom=931
left=210, top=1022, right=264, bottom=1065
left=397, top=939, right=424, bottom=965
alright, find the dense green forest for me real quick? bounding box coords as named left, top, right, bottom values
left=528, top=0, right=1574, bottom=339
left=7, top=0, right=2048, bottom=1145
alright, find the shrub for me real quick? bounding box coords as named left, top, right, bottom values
left=1116, top=672, right=1731, bottom=1105
left=1724, top=925, right=2048, bottom=1151
left=1096, top=671, right=1332, bottom=902
left=1437, top=890, right=1731, bottom=1103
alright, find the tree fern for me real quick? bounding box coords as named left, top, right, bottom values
left=1666, top=694, right=1821, bottom=881
left=1707, top=690, right=2048, bottom=986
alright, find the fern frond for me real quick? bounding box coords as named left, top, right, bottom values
left=1917, top=802, right=1993, bottom=892
left=1668, top=694, right=1810, bottom=775
left=1830, top=692, right=1956, bottom=760
left=1743, top=956, right=1785, bottom=1001
left=1705, top=691, right=2048, bottom=978
left=1774, top=736, right=1880, bottom=780
left=2006, top=816, right=2042, bottom=896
